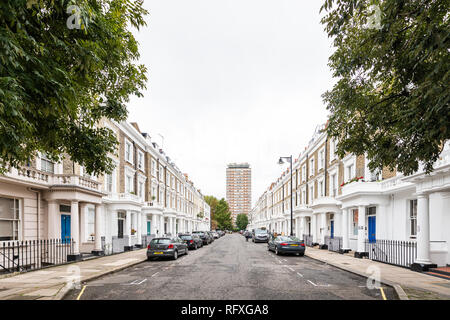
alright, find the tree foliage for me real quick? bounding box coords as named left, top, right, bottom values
left=321, top=0, right=449, bottom=175
left=204, top=195, right=232, bottom=230
left=0, top=0, right=148, bottom=175
left=235, top=213, right=248, bottom=231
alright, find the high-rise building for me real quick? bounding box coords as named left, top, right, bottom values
left=226, top=163, right=252, bottom=227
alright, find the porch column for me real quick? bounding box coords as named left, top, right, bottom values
left=341, top=208, right=350, bottom=252
left=93, top=204, right=103, bottom=255
left=79, top=203, right=87, bottom=243
left=136, top=211, right=142, bottom=246
left=355, top=205, right=367, bottom=258
left=299, top=217, right=306, bottom=240
left=311, top=214, right=318, bottom=245
left=125, top=210, right=132, bottom=249
left=412, top=193, right=437, bottom=271
left=151, top=214, right=157, bottom=235
left=319, top=212, right=327, bottom=248
left=47, top=201, right=59, bottom=239
left=68, top=200, right=81, bottom=261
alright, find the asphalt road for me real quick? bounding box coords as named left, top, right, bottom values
left=64, top=233, right=396, bottom=300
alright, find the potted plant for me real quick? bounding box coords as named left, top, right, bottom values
left=131, top=228, right=136, bottom=235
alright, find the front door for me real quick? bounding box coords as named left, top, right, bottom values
left=368, top=216, right=376, bottom=243
left=330, top=220, right=334, bottom=238
left=118, top=219, right=124, bottom=238
left=61, top=214, right=71, bottom=243
left=147, top=221, right=151, bottom=235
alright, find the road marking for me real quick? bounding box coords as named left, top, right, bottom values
left=296, top=272, right=304, bottom=277
left=129, top=278, right=147, bottom=285
left=283, top=266, right=295, bottom=272
left=151, top=272, right=159, bottom=277
left=380, top=287, right=387, bottom=300
left=76, top=285, right=86, bottom=300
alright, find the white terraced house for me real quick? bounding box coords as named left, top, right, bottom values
left=249, top=123, right=450, bottom=272
left=0, top=119, right=210, bottom=272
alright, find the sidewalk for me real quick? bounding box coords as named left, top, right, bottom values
left=0, top=249, right=147, bottom=300
left=306, top=247, right=450, bottom=300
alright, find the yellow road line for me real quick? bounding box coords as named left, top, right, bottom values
left=380, top=287, right=387, bottom=300
left=76, top=285, right=87, bottom=300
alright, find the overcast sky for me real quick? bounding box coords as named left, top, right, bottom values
left=127, top=0, right=336, bottom=205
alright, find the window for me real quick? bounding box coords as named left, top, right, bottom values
left=330, top=174, right=337, bottom=197
left=302, top=190, right=306, bottom=205
left=125, top=140, right=133, bottom=163
left=409, top=200, right=417, bottom=237
left=309, top=185, right=314, bottom=203
left=159, top=165, right=164, bottom=181
left=151, top=160, right=157, bottom=176
left=138, top=151, right=144, bottom=171
left=319, top=149, right=325, bottom=170
left=138, top=181, right=144, bottom=198
left=319, top=180, right=324, bottom=197
left=330, top=139, right=336, bottom=160
left=126, top=175, right=133, bottom=193
left=310, top=158, right=315, bottom=176
left=105, top=173, right=113, bottom=192
left=40, top=154, right=54, bottom=173
left=302, top=165, right=306, bottom=182
left=0, top=197, right=20, bottom=241
left=87, top=208, right=95, bottom=240
left=346, top=163, right=355, bottom=181
left=352, top=209, right=358, bottom=236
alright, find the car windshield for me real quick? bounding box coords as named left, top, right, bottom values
left=255, top=229, right=267, bottom=234
left=150, top=238, right=171, bottom=244
left=180, top=235, right=192, bottom=240
left=288, top=236, right=301, bottom=242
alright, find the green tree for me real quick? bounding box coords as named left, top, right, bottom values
left=0, top=0, right=148, bottom=175
left=214, top=198, right=232, bottom=230
left=235, top=213, right=248, bottom=231
left=321, top=0, right=449, bottom=175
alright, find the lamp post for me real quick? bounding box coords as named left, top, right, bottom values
left=278, top=156, right=293, bottom=236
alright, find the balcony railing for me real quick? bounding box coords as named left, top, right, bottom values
left=0, top=239, right=74, bottom=274
left=3, top=166, right=100, bottom=191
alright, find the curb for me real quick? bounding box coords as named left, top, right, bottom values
left=55, top=252, right=148, bottom=300
left=305, top=252, right=409, bottom=300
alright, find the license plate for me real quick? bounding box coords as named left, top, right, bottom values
left=290, top=244, right=299, bottom=246
left=154, top=252, right=163, bottom=254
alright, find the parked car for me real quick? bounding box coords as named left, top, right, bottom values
left=252, top=228, right=269, bottom=243
left=267, top=236, right=305, bottom=256
left=206, top=231, right=215, bottom=242
left=211, top=231, right=219, bottom=239
left=147, top=237, right=188, bottom=260
left=179, top=233, right=203, bottom=250
left=192, top=231, right=212, bottom=245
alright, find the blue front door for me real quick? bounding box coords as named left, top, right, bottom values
left=61, top=214, right=71, bottom=243
left=147, top=221, right=151, bottom=235
left=368, top=216, right=376, bottom=243
left=330, top=220, right=334, bottom=238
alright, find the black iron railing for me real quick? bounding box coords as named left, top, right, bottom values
left=0, top=239, right=74, bottom=274
left=325, top=236, right=342, bottom=252
left=365, top=239, right=417, bottom=268
left=303, top=234, right=313, bottom=247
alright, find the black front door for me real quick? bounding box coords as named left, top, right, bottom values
left=118, top=219, right=124, bottom=238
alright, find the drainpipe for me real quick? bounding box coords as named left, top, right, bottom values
left=27, top=188, right=40, bottom=240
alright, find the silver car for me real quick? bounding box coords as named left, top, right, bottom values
left=147, top=237, right=188, bottom=260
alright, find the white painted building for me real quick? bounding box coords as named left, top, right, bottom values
left=0, top=119, right=210, bottom=264
left=249, top=124, right=450, bottom=270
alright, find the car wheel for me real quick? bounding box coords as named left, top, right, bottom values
left=173, top=250, right=178, bottom=260
left=267, top=245, right=271, bottom=251
left=299, top=252, right=305, bottom=257
left=275, top=247, right=280, bottom=255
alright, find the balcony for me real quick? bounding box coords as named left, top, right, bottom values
left=106, top=192, right=142, bottom=203
left=1, top=166, right=100, bottom=192
left=340, top=180, right=381, bottom=196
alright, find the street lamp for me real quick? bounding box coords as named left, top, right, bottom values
left=278, top=156, right=293, bottom=236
